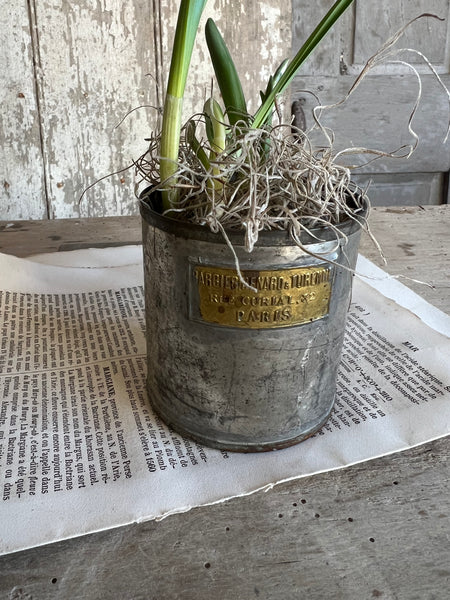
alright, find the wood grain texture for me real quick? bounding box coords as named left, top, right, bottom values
left=352, top=173, right=445, bottom=206
left=359, top=205, right=450, bottom=312
left=0, top=438, right=448, bottom=599
left=0, top=206, right=449, bottom=599
left=0, top=0, right=291, bottom=220
left=352, top=0, right=450, bottom=68
left=3, top=0, right=448, bottom=217
left=292, top=0, right=450, bottom=204
left=0, top=216, right=141, bottom=257
left=292, top=73, right=450, bottom=175
left=32, top=0, right=159, bottom=219
left=0, top=0, right=47, bottom=219
left=292, top=0, right=342, bottom=77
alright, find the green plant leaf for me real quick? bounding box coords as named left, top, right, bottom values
left=259, top=58, right=289, bottom=126
left=261, top=59, right=290, bottom=101
left=203, top=98, right=226, bottom=190
left=160, top=0, right=207, bottom=209
left=186, top=120, right=210, bottom=170
left=205, top=18, right=248, bottom=127
left=204, top=97, right=226, bottom=153
left=252, top=0, right=355, bottom=129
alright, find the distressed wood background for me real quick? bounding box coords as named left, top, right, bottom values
left=0, top=0, right=290, bottom=220
left=1, top=0, right=449, bottom=220
left=292, top=0, right=450, bottom=206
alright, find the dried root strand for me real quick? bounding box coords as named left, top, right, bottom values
left=135, top=122, right=368, bottom=252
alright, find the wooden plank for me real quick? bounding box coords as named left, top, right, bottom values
left=3, top=0, right=448, bottom=217
left=0, top=0, right=47, bottom=219
left=353, top=0, right=450, bottom=68
left=2, top=0, right=291, bottom=220
left=292, top=0, right=343, bottom=77
left=291, top=0, right=450, bottom=207
left=0, top=216, right=141, bottom=257
left=292, top=73, right=450, bottom=174
left=352, top=172, right=444, bottom=206
left=32, top=0, right=160, bottom=219
left=359, top=205, right=449, bottom=313
left=0, top=436, right=448, bottom=599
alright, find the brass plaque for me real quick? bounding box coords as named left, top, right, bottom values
left=193, top=265, right=332, bottom=329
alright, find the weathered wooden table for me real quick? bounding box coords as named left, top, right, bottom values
left=0, top=206, right=449, bottom=600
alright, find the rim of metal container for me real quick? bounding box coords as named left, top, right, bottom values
left=139, top=188, right=368, bottom=247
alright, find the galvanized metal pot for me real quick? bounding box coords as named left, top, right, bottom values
left=140, top=195, right=366, bottom=452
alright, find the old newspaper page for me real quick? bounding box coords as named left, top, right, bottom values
left=1, top=249, right=449, bottom=555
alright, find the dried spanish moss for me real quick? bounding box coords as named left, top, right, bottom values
left=135, top=121, right=368, bottom=253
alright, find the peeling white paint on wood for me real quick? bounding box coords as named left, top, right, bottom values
left=1, top=1, right=448, bottom=219
left=0, top=1, right=47, bottom=219
left=32, top=0, right=159, bottom=218
left=0, top=0, right=291, bottom=219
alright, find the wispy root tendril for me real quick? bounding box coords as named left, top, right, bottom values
left=135, top=122, right=369, bottom=253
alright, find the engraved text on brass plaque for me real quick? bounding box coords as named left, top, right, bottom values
left=193, top=265, right=332, bottom=329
